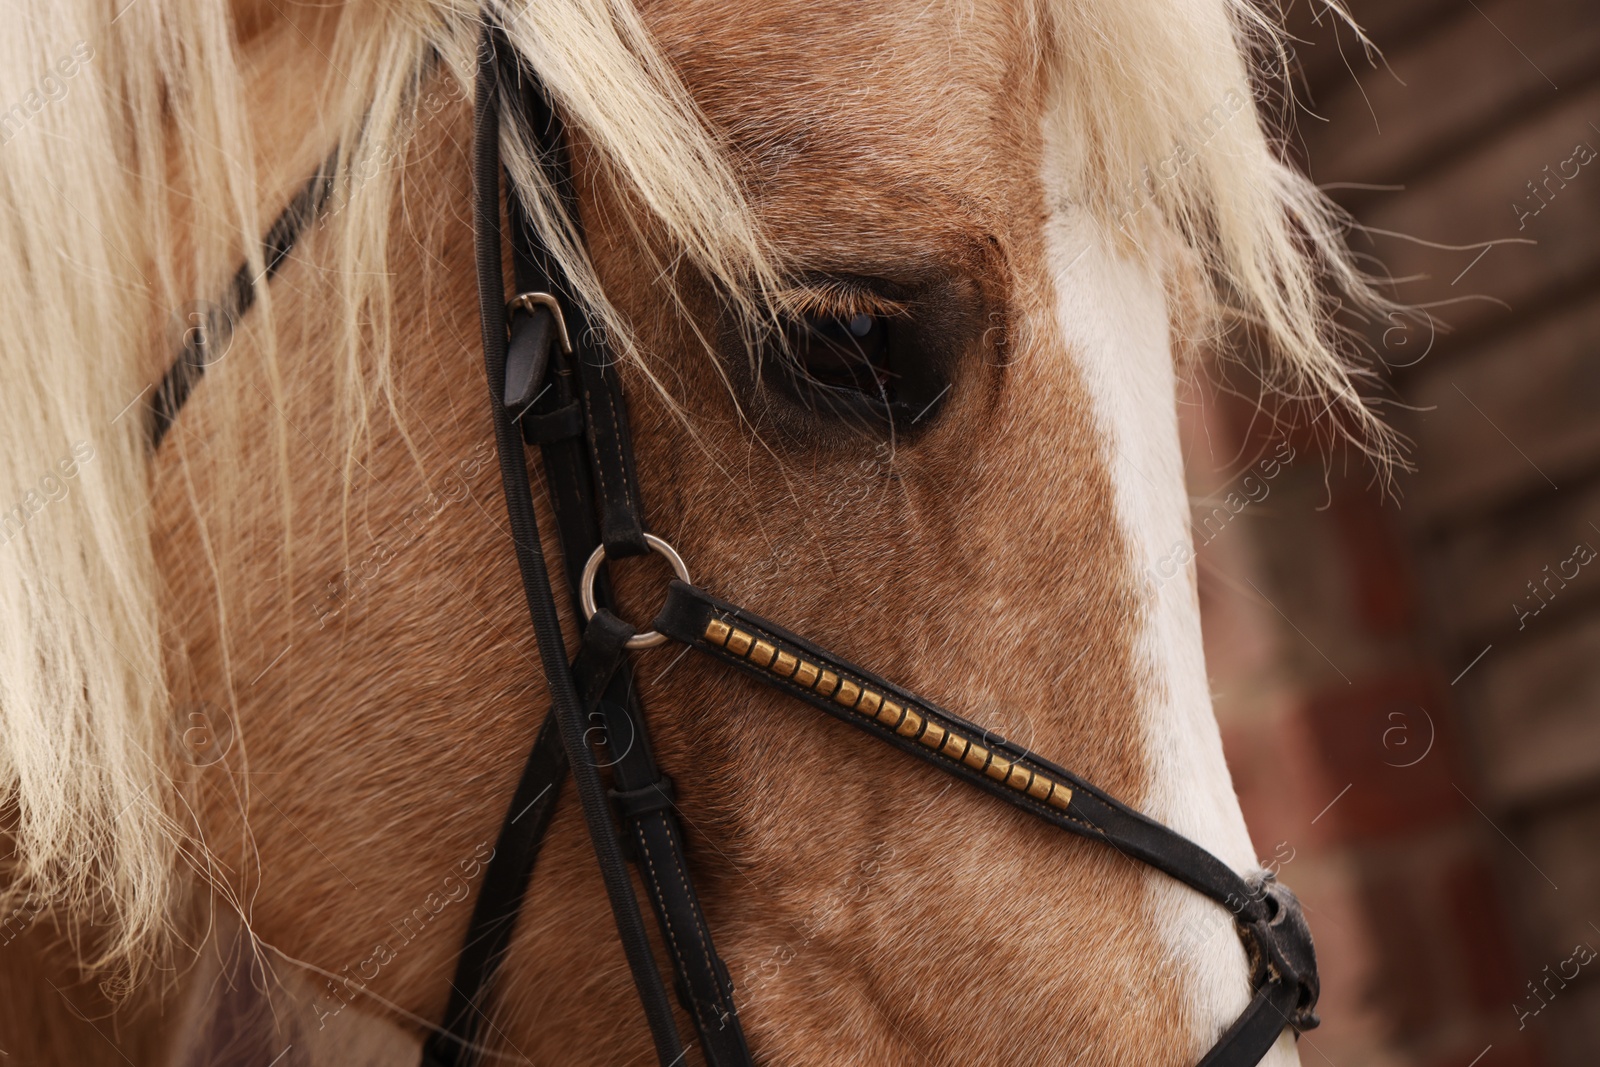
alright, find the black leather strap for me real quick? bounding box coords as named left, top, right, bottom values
left=651, top=579, right=1321, bottom=1066
left=1195, top=982, right=1300, bottom=1067
left=591, top=687, right=751, bottom=1063
left=572, top=336, right=649, bottom=557
left=149, top=152, right=337, bottom=449
left=421, top=710, right=565, bottom=1067
left=450, top=30, right=687, bottom=1065
left=653, top=581, right=1262, bottom=915
left=506, top=56, right=648, bottom=559
left=430, top=27, right=752, bottom=1067
left=1193, top=876, right=1320, bottom=1066
left=499, top=43, right=751, bottom=1067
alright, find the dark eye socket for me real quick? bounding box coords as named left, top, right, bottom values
left=784, top=311, right=893, bottom=399
left=747, top=273, right=976, bottom=434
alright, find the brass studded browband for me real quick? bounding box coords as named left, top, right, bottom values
left=652, top=579, right=1290, bottom=915
left=716, top=607, right=1078, bottom=802
left=700, top=607, right=1072, bottom=810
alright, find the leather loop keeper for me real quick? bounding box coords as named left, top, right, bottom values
left=572, top=610, right=636, bottom=710
left=612, top=775, right=677, bottom=821
left=521, top=400, right=583, bottom=444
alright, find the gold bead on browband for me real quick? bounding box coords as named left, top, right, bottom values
left=701, top=618, right=1073, bottom=810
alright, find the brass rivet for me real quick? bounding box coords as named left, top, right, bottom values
left=794, top=661, right=820, bottom=688
left=727, top=629, right=754, bottom=656
left=1027, top=777, right=1053, bottom=800
left=834, top=680, right=861, bottom=707
left=749, top=640, right=777, bottom=667
left=815, top=671, right=839, bottom=697
left=772, top=651, right=798, bottom=677
left=963, top=744, right=991, bottom=771
left=941, top=734, right=969, bottom=760
left=857, top=691, right=882, bottom=716
left=920, top=722, right=946, bottom=748
left=1007, top=766, right=1033, bottom=791
left=1047, top=784, right=1073, bottom=809
left=895, top=710, right=924, bottom=738
left=877, top=701, right=904, bottom=728
left=704, top=619, right=732, bottom=646
left=985, top=756, right=1012, bottom=781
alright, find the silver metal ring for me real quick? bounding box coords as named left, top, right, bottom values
left=579, top=533, right=690, bottom=649
left=507, top=292, right=573, bottom=354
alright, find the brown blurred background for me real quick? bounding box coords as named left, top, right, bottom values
left=1185, top=2, right=1600, bottom=1065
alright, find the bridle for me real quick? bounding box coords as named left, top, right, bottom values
left=149, top=24, right=1320, bottom=1067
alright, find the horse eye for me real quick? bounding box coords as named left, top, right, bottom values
left=783, top=311, right=893, bottom=400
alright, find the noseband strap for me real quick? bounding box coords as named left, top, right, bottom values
left=649, top=583, right=1322, bottom=1056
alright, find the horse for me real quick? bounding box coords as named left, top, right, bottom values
left=0, top=0, right=1391, bottom=1063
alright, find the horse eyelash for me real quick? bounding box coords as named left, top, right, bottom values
left=768, top=281, right=907, bottom=322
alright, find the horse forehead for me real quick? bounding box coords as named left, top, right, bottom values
left=645, top=0, right=1039, bottom=174
left=645, top=0, right=1024, bottom=75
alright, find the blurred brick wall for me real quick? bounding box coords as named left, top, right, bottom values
left=1189, top=2, right=1600, bottom=1062
left=1184, top=381, right=1539, bottom=1067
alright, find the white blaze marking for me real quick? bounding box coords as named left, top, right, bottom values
left=1041, top=123, right=1299, bottom=1065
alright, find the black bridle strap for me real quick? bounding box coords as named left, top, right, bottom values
left=652, top=582, right=1261, bottom=913
left=650, top=580, right=1322, bottom=1066
left=506, top=56, right=648, bottom=559
left=446, top=30, right=687, bottom=1065
left=501, top=93, right=755, bottom=1063
left=428, top=27, right=752, bottom=1067
left=148, top=153, right=337, bottom=449
left=1198, top=981, right=1304, bottom=1067
left=499, top=40, right=752, bottom=1067
left=422, top=707, right=566, bottom=1067
left=511, top=365, right=757, bottom=1060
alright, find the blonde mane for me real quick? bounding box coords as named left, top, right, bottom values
left=0, top=0, right=1384, bottom=982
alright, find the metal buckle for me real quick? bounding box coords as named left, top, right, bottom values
left=507, top=291, right=573, bottom=353
left=580, top=534, right=690, bottom=649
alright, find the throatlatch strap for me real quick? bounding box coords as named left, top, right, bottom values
left=422, top=712, right=565, bottom=1067
left=149, top=153, right=336, bottom=449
